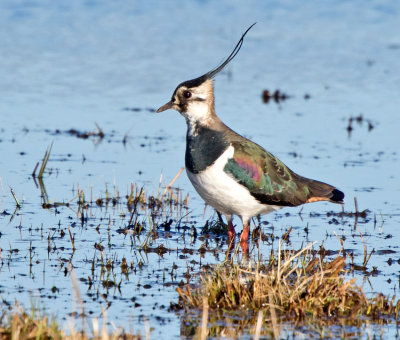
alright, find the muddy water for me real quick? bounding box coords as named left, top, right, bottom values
left=0, top=1, right=399, bottom=338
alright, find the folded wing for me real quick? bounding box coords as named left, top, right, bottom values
left=224, top=141, right=344, bottom=206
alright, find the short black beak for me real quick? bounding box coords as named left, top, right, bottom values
left=156, top=101, right=175, bottom=113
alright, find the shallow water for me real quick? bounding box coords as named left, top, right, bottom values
left=1, top=0, right=400, bottom=338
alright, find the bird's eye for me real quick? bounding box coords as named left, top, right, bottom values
left=183, top=91, right=192, bottom=99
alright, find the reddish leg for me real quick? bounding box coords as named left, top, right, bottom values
left=227, top=220, right=235, bottom=239
left=227, top=220, right=236, bottom=254
left=240, top=222, right=250, bottom=256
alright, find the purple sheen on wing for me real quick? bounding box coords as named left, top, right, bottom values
left=235, top=157, right=262, bottom=182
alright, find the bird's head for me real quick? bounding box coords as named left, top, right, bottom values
left=156, top=78, right=215, bottom=123
left=156, top=23, right=256, bottom=126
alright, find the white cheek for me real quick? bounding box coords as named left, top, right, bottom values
left=183, top=101, right=209, bottom=124
left=190, top=101, right=207, bottom=117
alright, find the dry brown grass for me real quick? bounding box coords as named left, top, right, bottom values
left=177, top=242, right=400, bottom=337
left=0, top=307, right=144, bottom=340
left=0, top=308, right=62, bottom=340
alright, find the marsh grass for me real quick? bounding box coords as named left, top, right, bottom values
left=177, top=242, right=400, bottom=337
left=0, top=306, right=63, bottom=340
left=37, top=166, right=188, bottom=227
left=0, top=268, right=146, bottom=340
left=0, top=307, right=145, bottom=339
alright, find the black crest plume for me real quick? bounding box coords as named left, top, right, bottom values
left=180, top=23, right=256, bottom=89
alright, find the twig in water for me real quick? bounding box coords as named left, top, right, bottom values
left=162, top=167, right=184, bottom=197
left=68, top=226, right=76, bottom=252
left=254, top=310, right=263, bottom=340
left=269, top=292, right=280, bottom=339
left=353, top=196, right=359, bottom=230
left=354, top=197, right=359, bottom=214
left=333, top=231, right=344, bottom=257
left=37, top=142, right=53, bottom=179
left=122, top=127, right=134, bottom=146
left=358, top=227, right=374, bottom=267
left=144, top=317, right=151, bottom=340
left=201, top=297, right=209, bottom=340
left=69, top=264, right=86, bottom=335
left=31, top=162, right=39, bottom=177
left=94, top=122, right=104, bottom=139
left=10, top=187, right=21, bottom=207
left=281, top=226, right=293, bottom=242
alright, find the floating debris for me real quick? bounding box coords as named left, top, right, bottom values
left=67, top=123, right=104, bottom=140
left=262, top=89, right=289, bottom=103
left=346, top=114, right=375, bottom=137
left=123, top=107, right=157, bottom=113
left=47, top=123, right=105, bottom=141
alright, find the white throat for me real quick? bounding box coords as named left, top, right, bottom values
left=178, top=78, right=216, bottom=135
left=183, top=102, right=212, bottom=135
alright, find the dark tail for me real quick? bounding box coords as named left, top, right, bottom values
left=302, top=177, right=345, bottom=204
left=330, top=188, right=345, bottom=203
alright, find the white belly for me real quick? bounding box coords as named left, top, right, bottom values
left=186, top=145, right=280, bottom=222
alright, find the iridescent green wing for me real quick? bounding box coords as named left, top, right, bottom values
left=224, top=141, right=314, bottom=206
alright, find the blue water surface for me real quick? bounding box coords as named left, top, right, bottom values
left=0, top=1, right=399, bottom=338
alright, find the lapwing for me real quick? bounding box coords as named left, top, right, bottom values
left=157, top=24, right=344, bottom=254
